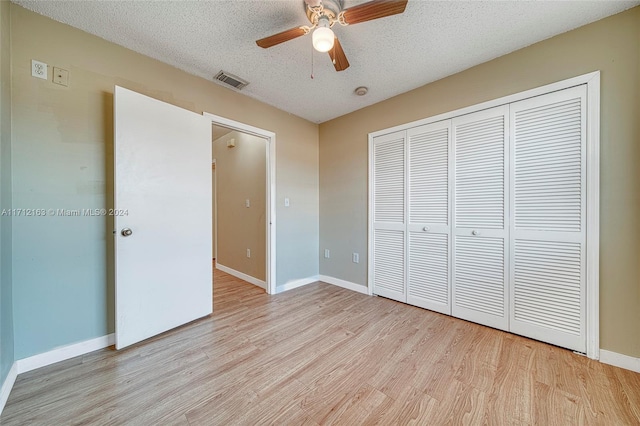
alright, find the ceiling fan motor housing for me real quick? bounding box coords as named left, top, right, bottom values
left=305, top=0, right=343, bottom=25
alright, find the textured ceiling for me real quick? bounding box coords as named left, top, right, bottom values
left=14, top=0, right=639, bottom=123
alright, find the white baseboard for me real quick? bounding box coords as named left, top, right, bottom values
left=1, top=334, right=115, bottom=416
left=277, top=276, right=319, bottom=293
left=0, top=362, right=18, bottom=415
left=599, top=349, right=640, bottom=373
left=16, top=334, right=115, bottom=374
left=216, top=263, right=266, bottom=289
left=318, top=275, right=369, bottom=295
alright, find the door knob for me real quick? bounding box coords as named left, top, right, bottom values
left=423, top=226, right=430, bottom=232
left=472, top=230, right=480, bottom=236
left=121, top=228, right=133, bottom=237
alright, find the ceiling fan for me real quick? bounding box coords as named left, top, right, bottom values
left=256, top=0, right=409, bottom=72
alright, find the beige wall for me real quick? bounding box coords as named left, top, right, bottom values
left=9, top=4, right=319, bottom=359
left=213, top=131, right=267, bottom=282
left=319, top=7, right=640, bottom=357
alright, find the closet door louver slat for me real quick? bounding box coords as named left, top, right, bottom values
left=455, top=236, right=505, bottom=316
left=374, top=229, right=405, bottom=296
left=374, top=136, right=405, bottom=223
left=408, top=233, right=448, bottom=308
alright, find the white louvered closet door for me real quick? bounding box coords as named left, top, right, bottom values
left=372, top=131, right=406, bottom=302
left=406, top=121, right=451, bottom=314
left=452, top=106, right=509, bottom=331
left=509, top=86, right=587, bottom=352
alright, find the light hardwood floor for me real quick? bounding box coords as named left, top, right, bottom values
left=2, top=268, right=640, bottom=425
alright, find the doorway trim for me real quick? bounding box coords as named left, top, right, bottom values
left=211, top=160, right=217, bottom=262
left=204, top=112, right=277, bottom=295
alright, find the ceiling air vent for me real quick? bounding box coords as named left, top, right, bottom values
left=213, top=71, right=249, bottom=90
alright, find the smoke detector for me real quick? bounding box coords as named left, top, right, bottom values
left=354, top=86, right=368, bottom=96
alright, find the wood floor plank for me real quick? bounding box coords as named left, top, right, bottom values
left=1, top=266, right=639, bottom=425
left=615, top=365, right=640, bottom=420
left=363, top=384, right=439, bottom=425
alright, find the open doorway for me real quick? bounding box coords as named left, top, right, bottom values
left=205, top=113, right=276, bottom=295
left=212, top=124, right=268, bottom=290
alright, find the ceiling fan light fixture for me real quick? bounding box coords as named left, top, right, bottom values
left=312, top=17, right=334, bottom=52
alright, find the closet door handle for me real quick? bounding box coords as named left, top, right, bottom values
left=423, top=226, right=430, bottom=232
left=472, top=230, right=480, bottom=236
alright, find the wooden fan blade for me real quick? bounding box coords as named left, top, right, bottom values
left=341, top=0, right=408, bottom=25
left=256, top=27, right=307, bottom=48
left=328, top=37, right=350, bottom=71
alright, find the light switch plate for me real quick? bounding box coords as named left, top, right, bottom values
left=284, top=197, right=290, bottom=207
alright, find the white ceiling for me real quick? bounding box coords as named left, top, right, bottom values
left=14, top=0, right=639, bottom=123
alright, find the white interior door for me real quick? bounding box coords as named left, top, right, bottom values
left=372, top=130, right=406, bottom=302
left=406, top=120, right=451, bottom=314
left=452, top=106, right=510, bottom=331
left=114, top=86, right=212, bottom=349
left=509, top=86, right=587, bottom=352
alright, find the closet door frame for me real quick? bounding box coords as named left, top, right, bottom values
left=368, top=71, right=600, bottom=359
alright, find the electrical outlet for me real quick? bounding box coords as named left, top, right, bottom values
left=352, top=253, right=359, bottom=263
left=31, top=60, right=47, bottom=80
left=324, top=249, right=330, bottom=259
left=246, top=248, right=251, bottom=258
left=245, top=199, right=250, bottom=208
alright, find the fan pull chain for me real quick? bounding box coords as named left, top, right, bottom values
left=311, top=42, right=314, bottom=79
